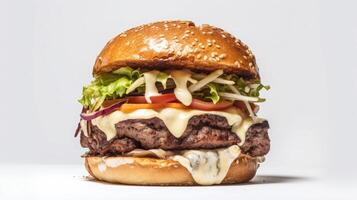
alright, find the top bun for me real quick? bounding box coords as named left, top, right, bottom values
left=93, top=20, right=260, bottom=79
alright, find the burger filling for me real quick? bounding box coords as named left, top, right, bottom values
left=80, top=116, right=269, bottom=157
left=76, top=67, right=270, bottom=185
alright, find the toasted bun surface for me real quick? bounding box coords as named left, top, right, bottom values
left=93, top=20, right=259, bottom=79
left=85, top=154, right=258, bottom=185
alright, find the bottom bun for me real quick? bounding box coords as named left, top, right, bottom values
left=85, top=154, right=259, bottom=185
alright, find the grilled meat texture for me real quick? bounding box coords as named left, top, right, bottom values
left=80, top=114, right=270, bottom=157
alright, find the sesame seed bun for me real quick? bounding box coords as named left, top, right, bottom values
left=84, top=154, right=258, bottom=185
left=93, top=20, right=260, bottom=79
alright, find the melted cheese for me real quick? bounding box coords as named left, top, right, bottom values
left=143, top=71, right=160, bottom=103
left=170, top=70, right=193, bottom=106
left=232, top=118, right=253, bottom=146
left=125, top=149, right=173, bottom=159
left=172, top=145, right=241, bottom=185
left=98, top=157, right=134, bottom=172
left=92, top=107, right=243, bottom=140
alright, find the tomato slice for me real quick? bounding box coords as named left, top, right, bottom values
left=119, top=103, right=187, bottom=113
left=103, top=93, right=233, bottom=111
left=127, top=96, right=147, bottom=103
left=128, top=93, right=177, bottom=104
left=150, top=93, right=177, bottom=103
left=189, top=99, right=233, bottom=111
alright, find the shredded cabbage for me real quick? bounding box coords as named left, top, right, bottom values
left=78, top=68, right=270, bottom=109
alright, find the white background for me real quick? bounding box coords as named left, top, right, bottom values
left=1, top=0, right=357, bottom=199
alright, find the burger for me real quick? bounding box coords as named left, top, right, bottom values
left=75, top=20, right=270, bottom=185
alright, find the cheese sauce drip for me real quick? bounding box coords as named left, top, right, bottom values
left=170, top=70, right=193, bottom=106
left=92, top=107, right=243, bottom=140
left=172, top=145, right=241, bottom=185
left=143, top=70, right=160, bottom=103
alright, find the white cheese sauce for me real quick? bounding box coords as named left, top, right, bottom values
left=92, top=107, right=243, bottom=140
left=170, top=70, right=193, bottom=106
left=98, top=157, right=134, bottom=172
left=172, top=145, right=241, bottom=185
left=125, top=149, right=173, bottom=159
left=143, top=70, right=160, bottom=103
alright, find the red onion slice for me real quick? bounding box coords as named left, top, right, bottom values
left=80, top=99, right=127, bottom=121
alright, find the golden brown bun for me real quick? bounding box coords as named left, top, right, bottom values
left=93, top=20, right=260, bottom=79
left=85, top=154, right=258, bottom=185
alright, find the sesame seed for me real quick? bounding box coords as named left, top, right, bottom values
left=159, top=34, right=165, bottom=37
left=212, top=39, right=216, bottom=44
left=208, top=31, right=213, bottom=34
left=197, top=54, right=202, bottom=59
left=194, top=38, right=199, bottom=42
left=174, top=39, right=179, bottom=43
left=219, top=53, right=226, bottom=59
left=216, top=45, right=221, bottom=49
left=185, top=30, right=190, bottom=34
left=207, top=43, right=212, bottom=47
left=234, top=61, right=240, bottom=67
left=203, top=55, right=208, bottom=60
left=249, top=62, right=253, bottom=67
left=173, top=36, right=178, bottom=39
left=243, top=56, right=248, bottom=60
left=211, top=52, right=218, bottom=57
left=202, top=31, right=206, bottom=35
left=191, top=42, right=196, bottom=46
left=177, top=25, right=181, bottom=28
left=221, top=34, right=226, bottom=38
left=190, top=31, right=194, bottom=35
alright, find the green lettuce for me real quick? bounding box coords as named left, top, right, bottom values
left=205, top=83, right=220, bottom=104
left=235, top=77, right=270, bottom=102
left=79, top=67, right=270, bottom=110
left=79, top=67, right=142, bottom=110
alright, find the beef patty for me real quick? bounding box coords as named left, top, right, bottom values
left=79, top=114, right=270, bottom=157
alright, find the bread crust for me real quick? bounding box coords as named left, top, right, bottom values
left=93, top=20, right=260, bottom=79
left=85, top=154, right=258, bottom=185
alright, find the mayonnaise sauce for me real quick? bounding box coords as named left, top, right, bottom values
left=172, top=145, right=241, bottom=185
left=92, top=107, right=243, bottom=140
left=143, top=71, right=160, bottom=103
left=170, top=70, right=193, bottom=106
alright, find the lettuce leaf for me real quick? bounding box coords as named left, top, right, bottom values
left=79, top=67, right=142, bottom=110
left=205, top=83, right=220, bottom=104
left=234, top=77, right=270, bottom=100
